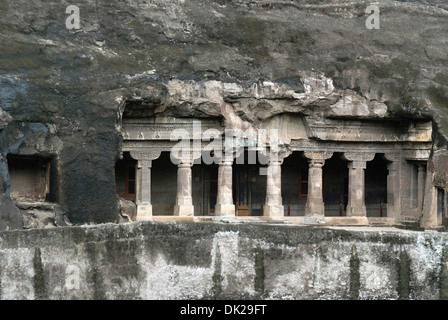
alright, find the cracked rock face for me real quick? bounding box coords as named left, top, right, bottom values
left=0, top=0, right=447, bottom=224
left=0, top=194, right=23, bottom=231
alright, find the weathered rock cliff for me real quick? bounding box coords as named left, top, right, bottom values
left=0, top=0, right=447, bottom=224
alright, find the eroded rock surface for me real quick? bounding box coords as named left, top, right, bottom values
left=0, top=0, right=447, bottom=224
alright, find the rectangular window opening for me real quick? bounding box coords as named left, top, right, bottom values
left=7, top=154, right=53, bottom=202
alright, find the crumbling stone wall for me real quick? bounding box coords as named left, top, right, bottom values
left=0, top=220, right=447, bottom=300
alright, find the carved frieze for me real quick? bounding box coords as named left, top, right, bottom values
left=289, top=139, right=408, bottom=153
left=305, top=118, right=432, bottom=143
left=122, top=118, right=224, bottom=141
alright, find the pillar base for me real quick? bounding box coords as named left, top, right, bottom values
left=305, top=202, right=325, bottom=217
left=174, top=205, right=194, bottom=217
left=264, top=205, right=284, bottom=218
left=136, top=203, right=153, bottom=221
left=346, top=205, right=367, bottom=217
left=215, top=204, right=235, bottom=217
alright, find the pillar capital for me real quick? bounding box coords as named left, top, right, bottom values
left=384, top=152, right=400, bottom=162
left=170, top=149, right=202, bottom=166
left=309, top=159, right=325, bottom=168
left=178, top=162, right=193, bottom=168
left=137, top=159, right=152, bottom=168
left=343, top=152, right=375, bottom=162
left=348, top=160, right=367, bottom=170
left=304, top=151, right=333, bottom=161
left=216, top=157, right=233, bottom=166
left=266, top=148, right=292, bottom=163
left=269, top=157, right=283, bottom=166
left=418, top=163, right=426, bottom=172
left=130, top=149, right=162, bottom=161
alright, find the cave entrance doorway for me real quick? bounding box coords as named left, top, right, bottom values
left=151, top=151, right=177, bottom=216
left=323, top=153, right=349, bottom=217
left=365, top=154, right=388, bottom=217
left=281, top=151, right=308, bottom=216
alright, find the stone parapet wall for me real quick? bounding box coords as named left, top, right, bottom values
left=0, top=221, right=447, bottom=300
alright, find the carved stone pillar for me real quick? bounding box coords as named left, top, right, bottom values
left=343, top=152, right=375, bottom=217
left=417, top=163, right=426, bottom=213
left=130, top=150, right=162, bottom=221
left=174, top=161, right=195, bottom=216
left=384, top=153, right=401, bottom=220
left=264, top=159, right=284, bottom=217
left=304, top=151, right=333, bottom=217
left=136, top=160, right=152, bottom=220
left=215, top=160, right=235, bottom=217
left=347, top=160, right=367, bottom=217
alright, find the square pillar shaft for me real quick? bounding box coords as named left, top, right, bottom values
left=346, top=160, right=367, bottom=217
left=305, top=159, right=325, bottom=217
left=418, top=164, right=426, bottom=213
left=386, top=160, right=400, bottom=220
left=215, top=161, right=235, bottom=216
left=264, top=160, right=284, bottom=217
left=174, top=162, right=194, bottom=216
left=136, top=160, right=152, bottom=220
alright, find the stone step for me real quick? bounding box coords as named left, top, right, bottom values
left=400, top=216, right=420, bottom=223
left=394, top=220, right=425, bottom=231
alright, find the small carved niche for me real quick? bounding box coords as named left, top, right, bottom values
left=7, top=154, right=52, bottom=202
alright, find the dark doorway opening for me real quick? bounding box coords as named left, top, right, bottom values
left=281, top=151, right=308, bottom=216
left=365, top=154, right=388, bottom=217
left=323, top=153, right=348, bottom=217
